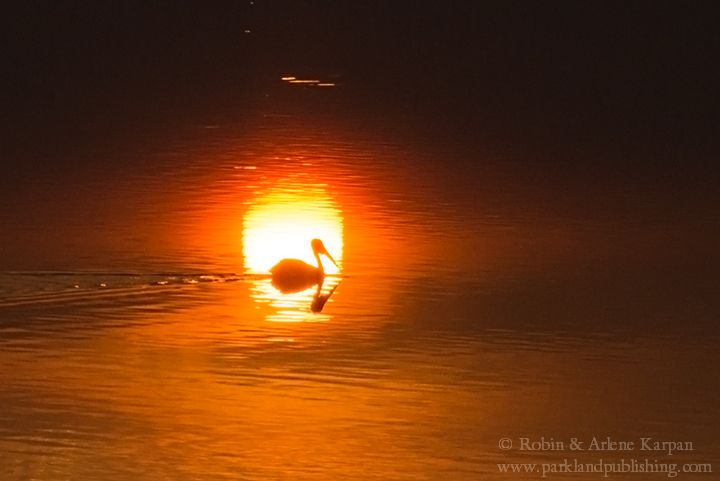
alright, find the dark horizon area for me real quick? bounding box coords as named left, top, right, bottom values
left=3, top=1, right=719, bottom=167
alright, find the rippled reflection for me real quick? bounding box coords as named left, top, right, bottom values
left=243, top=181, right=344, bottom=321
left=249, top=277, right=342, bottom=322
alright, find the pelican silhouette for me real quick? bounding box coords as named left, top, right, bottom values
left=270, top=239, right=339, bottom=293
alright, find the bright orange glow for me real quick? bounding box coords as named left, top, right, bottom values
left=242, top=183, right=343, bottom=322
left=248, top=277, right=341, bottom=323
left=242, top=184, right=343, bottom=275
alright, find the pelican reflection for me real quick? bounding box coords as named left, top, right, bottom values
left=310, top=280, right=341, bottom=313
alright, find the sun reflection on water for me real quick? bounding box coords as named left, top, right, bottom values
left=248, top=277, right=342, bottom=323
left=242, top=182, right=344, bottom=321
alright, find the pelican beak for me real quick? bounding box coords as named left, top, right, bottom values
left=322, top=247, right=340, bottom=270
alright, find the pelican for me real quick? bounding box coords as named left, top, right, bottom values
left=270, top=239, right=339, bottom=293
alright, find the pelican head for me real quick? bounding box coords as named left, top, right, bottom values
left=311, top=238, right=339, bottom=269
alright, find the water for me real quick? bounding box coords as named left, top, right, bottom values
left=2, top=92, right=719, bottom=479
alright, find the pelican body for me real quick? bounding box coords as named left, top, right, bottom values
left=270, top=239, right=338, bottom=293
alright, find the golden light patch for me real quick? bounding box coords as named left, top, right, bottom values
left=242, top=185, right=343, bottom=275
